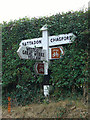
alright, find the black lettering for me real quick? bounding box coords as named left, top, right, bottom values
left=34, top=53, right=36, bottom=56
left=61, top=37, right=63, bottom=40
left=53, top=38, right=56, bottom=42
left=31, top=41, right=33, bottom=44
left=35, top=56, right=37, bottom=60
left=40, top=53, right=42, bottom=57
left=26, top=51, right=27, bottom=55
left=50, top=39, right=53, bottom=42
left=35, top=48, right=39, bottom=52
left=59, top=37, right=63, bottom=41
left=26, top=51, right=28, bottom=55
left=42, top=53, right=44, bottom=57
left=34, top=41, right=36, bottom=44
left=28, top=54, right=33, bottom=59
left=69, top=36, right=72, bottom=40
left=22, top=50, right=25, bottom=54
left=22, top=43, right=24, bottom=46
left=64, top=36, right=67, bottom=40
left=28, top=55, right=31, bottom=59
left=39, top=40, right=41, bottom=43
left=26, top=47, right=29, bottom=51
left=56, top=37, right=59, bottom=41
left=38, top=56, right=41, bottom=59
left=28, top=51, right=32, bottom=55
left=22, top=50, right=28, bottom=55
left=39, top=53, right=41, bottom=56
left=22, top=42, right=25, bottom=46
left=24, top=42, right=27, bottom=46
left=67, top=36, right=69, bottom=40
left=37, top=40, right=38, bottom=44
left=29, top=41, right=32, bottom=45
left=32, top=48, right=34, bottom=51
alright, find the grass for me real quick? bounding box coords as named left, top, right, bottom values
left=2, top=98, right=88, bottom=118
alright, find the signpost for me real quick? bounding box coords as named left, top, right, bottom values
left=17, top=24, right=76, bottom=97
left=40, top=25, right=49, bottom=75
left=40, top=25, right=49, bottom=97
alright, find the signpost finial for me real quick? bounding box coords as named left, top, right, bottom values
left=40, top=24, right=48, bottom=31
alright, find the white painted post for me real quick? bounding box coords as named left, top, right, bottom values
left=40, top=24, right=49, bottom=75
left=40, top=24, right=49, bottom=97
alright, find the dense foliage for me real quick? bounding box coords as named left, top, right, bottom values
left=2, top=10, right=89, bottom=105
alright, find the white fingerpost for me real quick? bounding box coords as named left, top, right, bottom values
left=40, top=25, right=49, bottom=97
left=40, top=24, right=49, bottom=75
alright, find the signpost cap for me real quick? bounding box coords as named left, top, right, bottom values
left=40, top=24, right=48, bottom=31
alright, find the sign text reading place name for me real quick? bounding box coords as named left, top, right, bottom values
left=20, top=33, right=76, bottom=47
left=17, top=46, right=46, bottom=60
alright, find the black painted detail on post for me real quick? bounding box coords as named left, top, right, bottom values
left=43, top=69, right=51, bottom=85
left=43, top=75, right=49, bottom=85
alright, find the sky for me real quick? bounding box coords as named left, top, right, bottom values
left=0, top=0, right=89, bottom=23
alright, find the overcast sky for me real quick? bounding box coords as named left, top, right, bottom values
left=0, top=0, right=89, bottom=23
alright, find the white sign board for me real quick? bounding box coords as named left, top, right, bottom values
left=49, top=33, right=76, bottom=46
left=19, top=33, right=76, bottom=47
left=20, top=37, right=42, bottom=48
left=17, top=46, right=46, bottom=60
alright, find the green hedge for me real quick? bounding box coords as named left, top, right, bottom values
left=2, top=10, right=89, bottom=105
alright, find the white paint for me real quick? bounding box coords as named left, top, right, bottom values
left=17, top=46, right=46, bottom=60
left=49, top=33, right=76, bottom=46
left=40, top=25, right=50, bottom=97
left=43, top=85, right=49, bottom=97
left=17, top=45, right=65, bottom=60
left=20, top=33, right=76, bottom=48
left=20, top=37, right=42, bottom=48
left=40, top=24, right=49, bottom=75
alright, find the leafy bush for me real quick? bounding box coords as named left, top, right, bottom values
left=2, top=10, right=89, bottom=105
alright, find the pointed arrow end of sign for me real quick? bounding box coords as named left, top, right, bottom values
left=70, top=33, right=76, bottom=41
left=17, top=47, right=23, bottom=59
left=73, top=33, right=76, bottom=38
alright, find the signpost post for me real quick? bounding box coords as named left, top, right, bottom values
left=40, top=25, right=49, bottom=97
left=40, top=24, right=49, bottom=75
left=17, top=24, right=76, bottom=97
